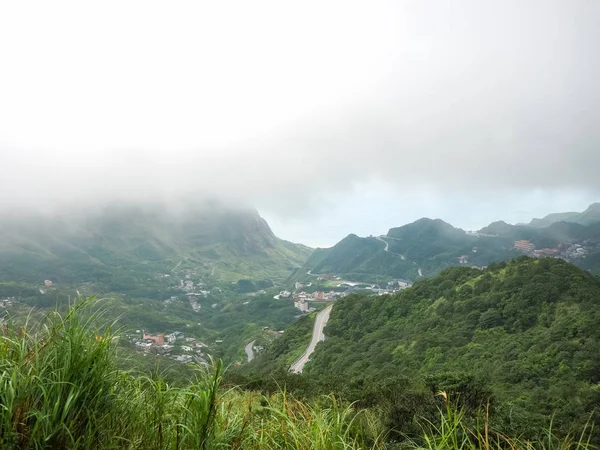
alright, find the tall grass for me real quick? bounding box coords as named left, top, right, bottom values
left=0, top=298, right=595, bottom=449
left=0, top=297, right=382, bottom=449
left=414, top=392, right=596, bottom=450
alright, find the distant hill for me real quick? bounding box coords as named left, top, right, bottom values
left=386, top=218, right=472, bottom=261
left=0, top=201, right=312, bottom=289
left=301, top=218, right=515, bottom=282
left=298, top=257, right=600, bottom=437
left=304, top=234, right=417, bottom=280
left=528, top=202, right=600, bottom=227
left=299, top=208, right=600, bottom=285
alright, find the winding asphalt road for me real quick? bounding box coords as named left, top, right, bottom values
left=374, top=235, right=406, bottom=260
left=374, top=236, right=389, bottom=251
left=289, top=304, right=333, bottom=374
left=245, top=340, right=256, bottom=362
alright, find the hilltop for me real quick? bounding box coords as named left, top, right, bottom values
left=295, top=257, right=600, bottom=438
left=298, top=218, right=512, bottom=284
left=243, top=257, right=600, bottom=442
left=528, top=202, right=600, bottom=227
left=0, top=201, right=312, bottom=288
left=295, top=204, right=600, bottom=286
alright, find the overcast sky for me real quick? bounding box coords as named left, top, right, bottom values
left=1, top=1, right=599, bottom=246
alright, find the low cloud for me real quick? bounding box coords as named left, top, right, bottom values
left=0, top=0, right=598, bottom=220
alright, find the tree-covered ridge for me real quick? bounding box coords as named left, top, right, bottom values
left=301, top=219, right=513, bottom=281
left=528, top=202, right=600, bottom=227
left=299, top=210, right=600, bottom=285
left=302, top=257, right=600, bottom=438
left=0, top=202, right=312, bottom=287
left=304, top=234, right=417, bottom=280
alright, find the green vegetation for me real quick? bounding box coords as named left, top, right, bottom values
left=1, top=297, right=594, bottom=449
left=300, top=210, right=600, bottom=284
left=0, top=203, right=311, bottom=287
left=305, top=234, right=418, bottom=280
left=528, top=202, right=600, bottom=227
left=0, top=298, right=381, bottom=449
left=288, top=258, right=600, bottom=442
left=0, top=203, right=314, bottom=363
left=243, top=312, right=316, bottom=374
left=246, top=258, right=600, bottom=445
left=301, top=219, right=514, bottom=282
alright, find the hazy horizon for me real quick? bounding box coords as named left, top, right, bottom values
left=1, top=1, right=599, bottom=247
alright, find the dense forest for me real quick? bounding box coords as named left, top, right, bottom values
left=2, top=296, right=597, bottom=449
left=300, top=213, right=600, bottom=283
left=245, top=257, right=600, bottom=443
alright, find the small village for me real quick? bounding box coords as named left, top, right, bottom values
left=129, top=330, right=210, bottom=365
left=0, top=297, right=16, bottom=308
left=279, top=277, right=412, bottom=313
left=513, top=239, right=594, bottom=261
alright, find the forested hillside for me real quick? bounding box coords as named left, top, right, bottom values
left=0, top=201, right=312, bottom=288
left=528, top=202, right=600, bottom=227
left=294, top=258, right=600, bottom=439
left=304, top=234, right=417, bottom=280
left=299, top=207, right=600, bottom=284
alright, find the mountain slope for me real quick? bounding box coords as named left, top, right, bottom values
left=528, top=202, right=600, bottom=227
left=0, top=202, right=312, bottom=287
left=304, top=234, right=417, bottom=280
left=302, top=218, right=515, bottom=282
left=300, top=257, right=600, bottom=435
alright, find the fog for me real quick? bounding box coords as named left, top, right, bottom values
left=1, top=1, right=599, bottom=245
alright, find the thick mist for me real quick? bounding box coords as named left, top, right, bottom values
left=1, top=1, right=599, bottom=244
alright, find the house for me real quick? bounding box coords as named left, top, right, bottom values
left=181, top=345, right=193, bottom=352
left=44, top=280, right=53, bottom=287
left=166, top=331, right=184, bottom=343
left=294, top=299, right=309, bottom=313
left=135, top=342, right=153, bottom=352
left=156, top=344, right=173, bottom=355
left=514, top=240, right=535, bottom=252
left=143, top=333, right=165, bottom=345
left=312, top=291, right=325, bottom=301
left=174, top=355, right=193, bottom=363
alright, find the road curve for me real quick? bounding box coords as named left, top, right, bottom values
left=290, top=304, right=333, bottom=374
left=375, top=235, right=406, bottom=260
left=374, top=236, right=389, bottom=251
left=245, top=340, right=256, bottom=362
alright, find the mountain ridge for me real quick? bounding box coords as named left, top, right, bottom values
left=527, top=202, right=600, bottom=227
left=0, top=201, right=312, bottom=286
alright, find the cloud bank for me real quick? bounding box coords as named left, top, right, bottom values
left=0, top=0, right=598, bottom=225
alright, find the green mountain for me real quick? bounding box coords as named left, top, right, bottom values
left=0, top=202, right=312, bottom=289
left=285, top=257, right=600, bottom=438
left=528, top=202, right=600, bottom=227
left=300, top=218, right=515, bottom=282
left=299, top=209, right=600, bottom=286
left=304, top=234, right=417, bottom=281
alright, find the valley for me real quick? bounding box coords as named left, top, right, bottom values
left=2, top=201, right=600, bottom=446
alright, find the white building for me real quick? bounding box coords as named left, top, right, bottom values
left=166, top=331, right=184, bottom=343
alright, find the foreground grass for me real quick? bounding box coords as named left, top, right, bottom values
left=0, top=297, right=594, bottom=449
left=0, top=298, right=383, bottom=449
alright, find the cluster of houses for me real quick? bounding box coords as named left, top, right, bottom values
left=316, top=274, right=341, bottom=282
left=292, top=290, right=345, bottom=313
left=131, top=330, right=209, bottom=365
left=286, top=277, right=414, bottom=313
left=186, top=293, right=202, bottom=312
left=178, top=276, right=210, bottom=295
left=514, top=240, right=591, bottom=261
left=0, top=297, right=15, bottom=308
